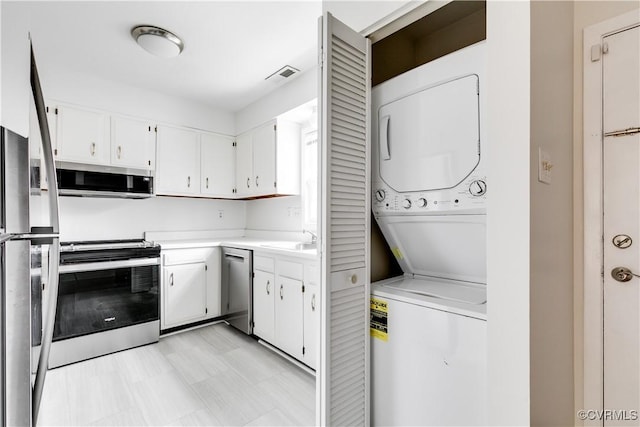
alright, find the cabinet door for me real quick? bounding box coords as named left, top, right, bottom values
left=275, top=276, right=304, bottom=359
left=303, top=283, right=319, bottom=370
left=235, top=131, right=253, bottom=197
left=111, top=116, right=155, bottom=170
left=55, top=104, right=109, bottom=165
left=252, top=121, right=276, bottom=196
left=252, top=269, right=275, bottom=343
left=201, top=132, right=235, bottom=197
left=156, top=125, right=200, bottom=195
left=164, top=263, right=207, bottom=328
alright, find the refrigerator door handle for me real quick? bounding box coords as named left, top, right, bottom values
left=30, top=43, right=61, bottom=425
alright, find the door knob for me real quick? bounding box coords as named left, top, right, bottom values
left=611, top=266, right=640, bottom=283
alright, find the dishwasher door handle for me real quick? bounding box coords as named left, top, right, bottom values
left=224, top=253, right=245, bottom=261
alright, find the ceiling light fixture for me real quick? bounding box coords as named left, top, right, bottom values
left=131, top=25, right=184, bottom=58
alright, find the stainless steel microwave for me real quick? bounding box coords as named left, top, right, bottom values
left=55, top=162, right=154, bottom=198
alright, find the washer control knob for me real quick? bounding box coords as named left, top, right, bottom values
left=417, top=198, right=428, bottom=208
left=469, top=180, right=487, bottom=197
left=375, top=189, right=386, bottom=202
left=402, top=199, right=412, bottom=209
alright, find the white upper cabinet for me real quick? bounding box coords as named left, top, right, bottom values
left=156, top=125, right=200, bottom=195
left=200, top=132, right=235, bottom=197
left=110, top=115, right=155, bottom=170
left=54, top=104, right=109, bottom=165
left=47, top=102, right=156, bottom=172
left=235, top=131, right=253, bottom=197
left=235, top=118, right=301, bottom=198
left=252, top=122, right=277, bottom=196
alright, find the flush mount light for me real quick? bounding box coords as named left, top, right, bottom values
left=131, top=25, right=184, bottom=58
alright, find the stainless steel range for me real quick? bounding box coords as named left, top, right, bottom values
left=44, top=239, right=160, bottom=368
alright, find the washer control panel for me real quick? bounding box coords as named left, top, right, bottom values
left=372, top=175, right=487, bottom=215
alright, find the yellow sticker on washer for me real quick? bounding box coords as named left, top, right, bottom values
left=391, top=247, right=404, bottom=260
left=370, top=297, right=388, bottom=342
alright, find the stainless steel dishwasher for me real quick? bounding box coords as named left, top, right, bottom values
left=221, top=247, right=253, bottom=334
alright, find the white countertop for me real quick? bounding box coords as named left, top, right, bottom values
left=145, top=231, right=318, bottom=260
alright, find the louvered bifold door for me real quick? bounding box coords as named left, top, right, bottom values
left=318, top=12, right=371, bottom=427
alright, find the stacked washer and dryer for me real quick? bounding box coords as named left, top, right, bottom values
left=370, top=42, right=488, bottom=426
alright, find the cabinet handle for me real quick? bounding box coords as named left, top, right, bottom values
left=169, top=273, right=174, bottom=286
left=280, top=284, right=283, bottom=300
left=90, top=142, right=96, bottom=156
left=256, top=176, right=259, bottom=187
left=117, top=145, right=122, bottom=159
left=206, top=177, right=209, bottom=189
left=188, top=176, right=191, bottom=188
left=311, top=294, right=316, bottom=311
left=266, top=280, right=270, bottom=295
left=247, top=177, right=250, bottom=188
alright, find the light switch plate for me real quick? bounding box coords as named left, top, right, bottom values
left=538, top=147, right=552, bottom=184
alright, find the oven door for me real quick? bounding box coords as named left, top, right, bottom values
left=55, top=258, right=159, bottom=341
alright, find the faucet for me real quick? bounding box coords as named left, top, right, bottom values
left=303, top=229, right=317, bottom=244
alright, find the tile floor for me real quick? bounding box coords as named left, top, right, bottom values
left=37, top=323, right=316, bottom=426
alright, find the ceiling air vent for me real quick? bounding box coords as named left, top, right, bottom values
left=265, top=65, right=300, bottom=81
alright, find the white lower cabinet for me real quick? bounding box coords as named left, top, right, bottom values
left=164, top=263, right=207, bottom=327
left=275, top=276, right=304, bottom=360
left=252, top=252, right=319, bottom=369
left=161, top=247, right=221, bottom=330
left=252, top=268, right=275, bottom=342
left=303, top=263, right=319, bottom=369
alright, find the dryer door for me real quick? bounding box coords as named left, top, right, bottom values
left=377, top=74, right=480, bottom=192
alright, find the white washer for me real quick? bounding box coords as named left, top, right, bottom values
left=371, top=41, right=487, bottom=426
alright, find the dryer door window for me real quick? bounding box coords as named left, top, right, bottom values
left=378, top=74, right=480, bottom=192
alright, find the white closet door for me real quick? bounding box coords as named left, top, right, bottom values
left=318, top=12, right=370, bottom=426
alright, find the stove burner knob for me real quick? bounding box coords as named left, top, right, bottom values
left=375, top=189, right=386, bottom=202
left=469, top=180, right=487, bottom=197
left=417, top=198, right=428, bottom=208
left=402, top=199, right=412, bottom=209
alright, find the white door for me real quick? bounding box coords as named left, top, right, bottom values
left=235, top=131, right=253, bottom=197
left=303, top=282, right=319, bottom=370
left=110, top=116, right=154, bottom=170
left=275, top=276, right=304, bottom=360
left=200, top=132, right=235, bottom=197
left=164, top=263, right=207, bottom=328
left=603, top=24, right=640, bottom=425
left=318, top=12, right=370, bottom=426
left=156, top=125, right=200, bottom=195
left=252, top=121, right=276, bottom=196
left=252, top=269, right=275, bottom=343
left=378, top=75, right=480, bottom=192
left=56, top=104, right=109, bottom=165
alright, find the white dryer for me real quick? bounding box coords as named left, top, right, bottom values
left=370, top=41, right=487, bottom=426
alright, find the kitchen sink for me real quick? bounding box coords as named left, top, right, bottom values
left=260, top=241, right=317, bottom=251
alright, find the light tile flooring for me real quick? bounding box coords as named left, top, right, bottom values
left=37, top=323, right=316, bottom=426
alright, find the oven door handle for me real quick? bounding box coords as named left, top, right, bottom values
left=59, top=257, right=160, bottom=273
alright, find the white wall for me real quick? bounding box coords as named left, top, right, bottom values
left=41, top=67, right=235, bottom=135
left=235, top=67, right=317, bottom=135
left=530, top=1, right=574, bottom=425
left=34, top=196, right=246, bottom=241
left=486, top=1, right=531, bottom=424
left=572, top=0, right=640, bottom=417
left=244, top=195, right=302, bottom=232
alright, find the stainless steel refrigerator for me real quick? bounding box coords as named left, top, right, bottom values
left=0, top=46, right=60, bottom=426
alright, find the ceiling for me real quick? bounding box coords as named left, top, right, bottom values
left=19, top=1, right=416, bottom=114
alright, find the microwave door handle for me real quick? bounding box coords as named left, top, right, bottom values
left=30, top=43, right=61, bottom=425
